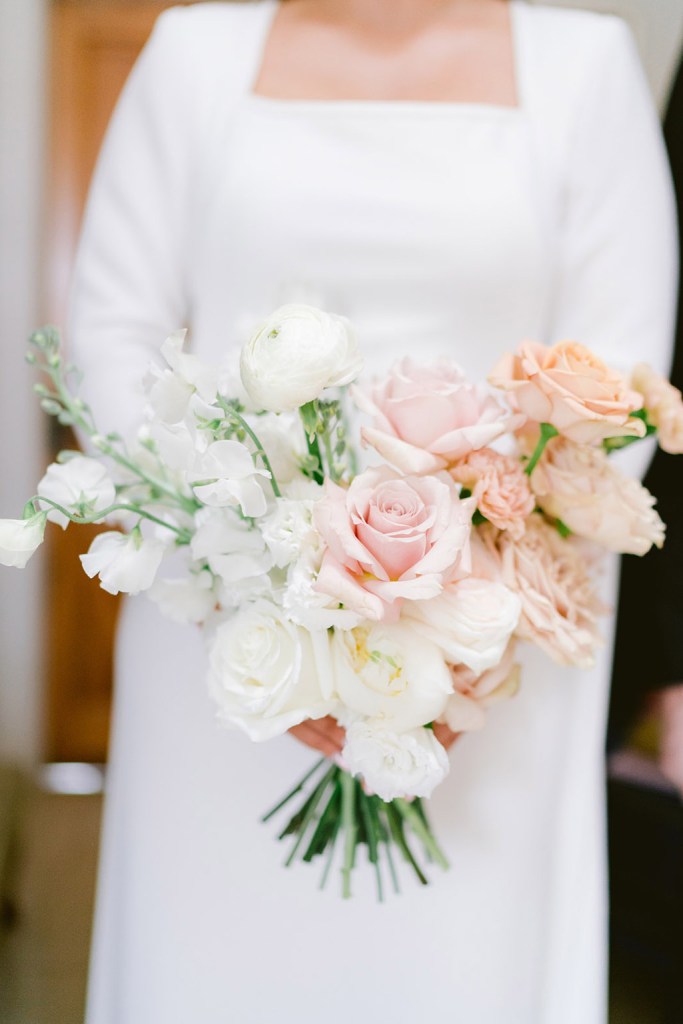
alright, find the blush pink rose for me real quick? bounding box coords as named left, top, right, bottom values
left=631, top=363, right=683, bottom=454
left=353, top=357, right=519, bottom=475
left=531, top=437, right=665, bottom=555
left=451, top=448, right=534, bottom=539
left=489, top=340, right=645, bottom=444
left=493, top=516, right=605, bottom=669
left=313, top=465, right=474, bottom=622
left=440, top=640, right=521, bottom=732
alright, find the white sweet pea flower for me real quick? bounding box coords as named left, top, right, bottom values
left=330, top=622, right=452, bottom=733
left=190, top=507, right=273, bottom=583
left=342, top=721, right=449, bottom=802
left=282, top=532, right=363, bottom=631
left=248, top=412, right=308, bottom=485
left=240, top=303, right=363, bottom=412
left=191, top=440, right=269, bottom=518
left=207, top=601, right=337, bottom=740
left=404, top=577, right=521, bottom=675
left=38, top=456, right=116, bottom=529
left=80, top=530, right=165, bottom=595
left=0, top=511, right=47, bottom=568
left=146, top=330, right=220, bottom=424
left=147, top=568, right=216, bottom=625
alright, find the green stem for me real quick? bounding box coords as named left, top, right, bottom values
left=394, top=799, right=449, bottom=871
left=31, top=496, right=191, bottom=541
left=524, top=422, right=559, bottom=477
left=340, top=770, right=358, bottom=899
left=358, top=789, right=383, bottom=903
left=261, top=757, right=326, bottom=824
left=284, top=765, right=338, bottom=867
left=218, top=399, right=282, bottom=498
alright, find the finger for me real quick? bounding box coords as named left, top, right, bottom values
left=432, top=722, right=460, bottom=751
left=289, top=722, right=340, bottom=759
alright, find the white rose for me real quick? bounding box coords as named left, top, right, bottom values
left=330, top=622, right=452, bottom=733
left=207, top=602, right=336, bottom=740
left=404, top=577, right=521, bottom=674
left=342, top=721, right=449, bottom=802
left=240, top=304, right=363, bottom=412
left=0, top=512, right=47, bottom=568
left=80, top=530, right=165, bottom=595
left=147, top=568, right=216, bottom=625
left=38, top=456, right=116, bottom=529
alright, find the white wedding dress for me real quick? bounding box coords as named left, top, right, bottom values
left=69, top=3, right=676, bottom=1022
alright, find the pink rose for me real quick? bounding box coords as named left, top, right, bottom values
left=353, top=357, right=518, bottom=475
left=531, top=437, right=665, bottom=555
left=313, top=466, right=474, bottom=622
left=631, top=363, right=683, bottom=455
left=440, top=640, right=521, bottom=732
left=482, top=517, right=605, bottom=669
left=451, top=448, right=534, bottom=539
left=489, top=340, right=645, bottom=444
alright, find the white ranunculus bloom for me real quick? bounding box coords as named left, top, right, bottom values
left=207, top=602, right=336, bottom=740
left=190, top=507, right=273, bottom=583
left=147, top=569, right=216, bottom=625
left=330, top=622, right=452, bottom=733
left=38, top=456, right=116, bottom=529
left=80, top=531, right=166, bottom=595
left=404, top=577, right=521, bottom=675
left=191, top=439, right=269, bottom=518
left=342, top=721, right=449, bottom=801
left=0, top=512, right=47, bottom=568
left=240, top=303, right=363, bottom=413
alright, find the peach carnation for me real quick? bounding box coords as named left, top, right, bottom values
left=451, top=448, right=534, bottom=538
left=631, top=363, right=683, bottom=454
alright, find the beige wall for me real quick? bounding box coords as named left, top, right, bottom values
left=0, top=0, right=48, bottom=764
left=0, top=0, right=681, bottom=763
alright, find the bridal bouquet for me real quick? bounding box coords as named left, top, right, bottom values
left=3, top=305, right=682, bottom=898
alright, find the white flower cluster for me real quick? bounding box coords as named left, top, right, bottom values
left=6, top=308, right=678, bottom=809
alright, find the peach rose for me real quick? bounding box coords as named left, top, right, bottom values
left=489, top=340, right=645, bottom=444
left=451, top=448, right=534, bottom=538
left=313, top=465, right=474, bottom=622
left=531, top=437, right=665, bottom=556
left=631, top=363, right=683, bottom=454
left=353, top=357, right=519, bottom=475
left=440, top=640, right=521, bottom=732
left=494, top=516, right=605, bottom=669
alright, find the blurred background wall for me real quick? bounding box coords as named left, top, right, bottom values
left=1, top=0, right=683, bottom=767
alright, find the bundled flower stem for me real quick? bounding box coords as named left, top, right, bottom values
left=263, top=759, right=448, bottom=900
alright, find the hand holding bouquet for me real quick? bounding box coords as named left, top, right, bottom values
left=3, top=305, right=682, bottom=897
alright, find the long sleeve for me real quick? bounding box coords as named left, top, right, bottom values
left=548, top=18, right=678, bottom=479
left=68, top=8, right=198, bottom=440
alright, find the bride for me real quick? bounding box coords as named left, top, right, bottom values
left=69, top=2, right=676, bottom=1022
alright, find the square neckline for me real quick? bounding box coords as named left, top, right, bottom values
left=246, top=0, right=527, bottom=116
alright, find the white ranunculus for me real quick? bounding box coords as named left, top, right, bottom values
left=146, top=330, right=220, bottom=424
left=404, top=577, right=521, bottom=675
left=147, top=568, right=216, bottom=624
left=342, top=721, right=449, bottom=802
left=190, top=507, right=273, bottom=583
left=207, top=602, right=336, bottom=740
left=38, top=456, right=116, bottom=529
left=0, top=512, right=47, bottom=568
left=240, top=303, right=363, bottom=412
left=330, top=622, right=452, bottom=733
left=191, top=440, right=269, bottom=518
left=80, top=531, right=165, bottom=595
